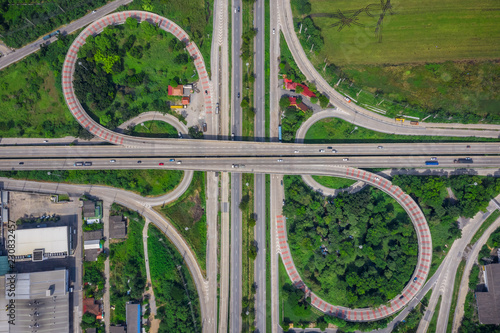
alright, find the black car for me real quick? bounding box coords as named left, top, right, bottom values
left=237, top=92, right=240, bottom=98
left=137, top=160, right=142, bottom=164
left=19, top=162, right=24, bottom=165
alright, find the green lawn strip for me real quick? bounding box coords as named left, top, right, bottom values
left=305, top=118, right=498, bottom=144
left=109, top=205, right=147, bottom=325
left=428, top=296, right=442, bottom=333
left=447, top=260, right=466, bottom=333
left=265, top=174, right=272, bottom=332
left=131, top=120, right=179, bottom=138
left=242, top=0, right=255, bottom=140
left=147, top=224, right=202, bottom=331
left=155, top=171, right=206, bottom=274
left=470, top=210, right=500, bottom=246
left=264, top=0, right=271, bottom=140
left=0, top=169, right=183, bottom=197
left=311, top=175, right=356, bottom=189
left=292, top=0, right=500, bottom=123
left=241, top=173, right=256, bottom=331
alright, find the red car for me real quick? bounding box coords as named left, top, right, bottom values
left=159, top=163, right=164, bottom=166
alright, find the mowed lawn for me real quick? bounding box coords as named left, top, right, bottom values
left=306, top=0, right=500, bottom=65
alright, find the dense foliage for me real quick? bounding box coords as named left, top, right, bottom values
left=393, top=174, right=500, bottom=273
left=281, top=102, right=312, bottom=142
left=284, top=176, right=417, bottom=308
left=479, top=226, right=500, bottom=265
left=0, top=0, right=108, bottom=48
left=81, top=313, right=104, bottom=333
left=148, top=224, right=201, bottom=332
left=0, top=169, right=183, bottom=196
left=74, top=20, right=197, bottom=128
left=109, top=204, right=147, bottom=325
left=83, top=252, right=106, bottom=300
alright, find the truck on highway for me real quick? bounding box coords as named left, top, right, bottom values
left=278, top=125, right=282, bottom=142
left=425, top=161, right=439, bottom=166
left=454, top=157, right=473, bottom=164
left=43, top=30, right=60, bottom=41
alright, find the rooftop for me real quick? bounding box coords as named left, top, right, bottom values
left=14, top=226, right=68, bottom=257
left=284, top=78, right=316, bottom=98
left=126, top=303, right=141, bottom=333
left=109, top=215, right=126, bottom=239
left=476, top=263, right=500, bottom=325
left=84, top=230, right=103, bottom=241
left=168, top=84, right=184, bottom=96
left=83, top=298, right=102, bottom=317
left=109, top=327, right=126, bottom=333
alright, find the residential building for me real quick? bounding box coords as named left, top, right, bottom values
left=284, top=78, right=316, bottom=98
left=476, top=263, right=500, bottom=325
left=83, top=297, right=103, bottom=319
left=109, top=216, right=127, bottom=239
left=83, top=200, right=102, bottom=224
left=168, top=84, right=184, bottom=96
left=289, top=97, right=310, bottom=112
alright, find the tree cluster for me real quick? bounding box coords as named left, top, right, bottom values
left=284, top=176, right=417, bottom=308
left=281, top=103, right=312, bottom=142
left=296, top=17, right=324, bottom=54
left=240, top=28, right=257, bottom=61
left=293, top=0, right=312, bottom=15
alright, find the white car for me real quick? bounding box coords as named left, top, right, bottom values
left=344, top=97, right=351, bottom=103
left=343, top=158, right=349, bottom=161
left=110, top=159, right=116, bottom=163
left=430, top=157, right=437, bottom=161
left=332, top=149, right=337, bottom=153
left=176, top=161, right=182, bottom=164
left=277, top=159, right=283, bottom=162
left=375, top=177, right=380, bottom=181
left=377, top=146, right=383, bottom=149
left=319, top=149, right=325, bottom=153
left=273, top=29, right=276, bottom=34
left=294, top=150, right=299, bottom=153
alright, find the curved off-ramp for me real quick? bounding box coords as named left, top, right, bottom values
left=279, top=0, right=500, bottom=138
left=62, top=10, right=213, bottom=147
left=117, top=111, right=190, bottom=137
left=301, top=174, right=366, bottom=197
left=278, top=167, right=432, bottom=321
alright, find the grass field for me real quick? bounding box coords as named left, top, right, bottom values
left=303, top=0, right=500, bottom=66
left=155, top=171, right=207, bottom=274
left=311, top=176, right=356, bottom=189
left=131, top=121, right=179, bottom=138
left=304, top=118, right=498, bottom=143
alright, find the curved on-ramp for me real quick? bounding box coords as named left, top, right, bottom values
left=278, top=167, right=432, bottom=321
left=62, top=10, right=213, bottom=147
left=117, top=111, right=190, bottom=137
left=279, top=0, right=500, bottom=138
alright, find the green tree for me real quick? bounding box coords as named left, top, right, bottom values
left=240, top=98, right=249, bottom=108
left=319, top=94, right=329, bottom=108
left=295, top=85, right=304, bottom=94
left=279, top=96, right=290, bottom=110
left=310, top=96, right=318, bottom=104
left=125, top=17, right=138, bottom=30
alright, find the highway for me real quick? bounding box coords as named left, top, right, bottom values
left=0, top=0, right=133, bottom=71
left=1, top=142, right=499, bottom=158
left=254, top=0, right=267, bottom=331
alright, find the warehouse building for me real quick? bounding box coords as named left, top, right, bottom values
left=14, top=226, right=69, bottom=261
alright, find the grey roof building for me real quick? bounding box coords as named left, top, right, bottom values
left=109, top=326, right=126, bottom=333
left=109, top=216, right=127, bottom=239
left=83, top=200, right=96, bottom=218
left=0, top=269, right=69, bottom=332
left=476, top=263, right=500, bottom=325
left=126, top=303, right=141, bottom=333
left=84, top=230, right=103, bottom=241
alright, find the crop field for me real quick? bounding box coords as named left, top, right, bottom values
left=303, top=0, right=500, bottom=66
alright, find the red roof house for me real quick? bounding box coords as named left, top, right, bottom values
left=182, top=96, right=190, bottom=105
left=289, top=96, right=309, bottom=112
left=284, top=78, right=316, bottom=98
left=83, top=298, right=102, bottom=319
left=167, top=85, right=184, bottom=96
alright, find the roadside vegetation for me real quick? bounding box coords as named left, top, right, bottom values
left=392, top=291, right=430, bottom=333
left=83, top=252, right=106, bottom=300
left=240, top=174, right=256, bottom=331
left=75, top=19, right=197, bottom=128
left=311, top=176, right=356, bottom=189
left=392, top=175, right=500, bottom=277
left=240, top=0, right=256, bottom=139
left=130, top=120, right=179, bottom=138
left=291, top=0, right=500, bottom=123
left=470, top=210, right=500, bottom=246
left=284, top=175, right=418, bottom=308
left=478, top=225, right=500, bottom=265
left=156, top=171, right=206, bottom=273
left=0, top=169, right=184, bottom=196
left=148, top=224, right=201, bottom=332
left=280, top=96, right=313, bottom=142
left=428, top=296, right=442, bottom=333
left=109, top=204, right=147, bottom=325
left=0, top=33, right=93, bottom=139
left=305, top=118, right=498, bottom=144
left=0, top=0, right=108, bottom=48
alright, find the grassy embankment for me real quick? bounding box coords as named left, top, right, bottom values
left=305, top=118, right=498, bottom=144
left=131, top=120, right=179, bottom=138
left=428, top=296, right=442, bottom=333
left=470, top=210, right=500, bottom=246
left=311, top=176, right=356, bottom=189
left=0, top=169, right=183, bottom=197
left=293, top=0, right=500, bottom=123
left=155, top=171, right=207, bottom=274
